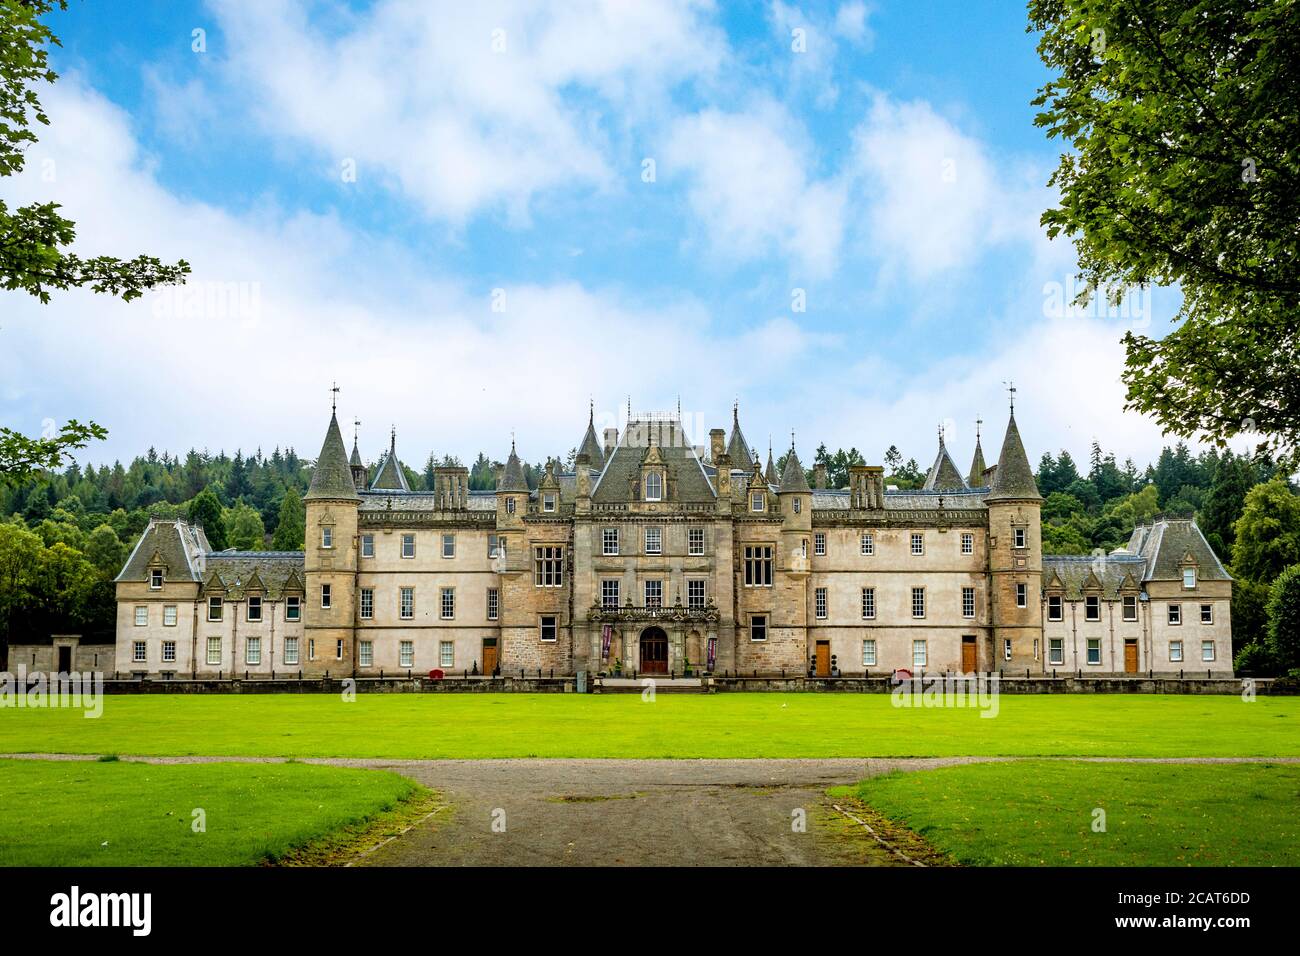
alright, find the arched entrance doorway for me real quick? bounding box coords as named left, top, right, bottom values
left=639, top=626, right=668, bottom=675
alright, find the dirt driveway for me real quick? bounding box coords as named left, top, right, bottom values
left=322, top=757, right=991, bottom=866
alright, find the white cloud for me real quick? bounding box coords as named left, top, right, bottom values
left=664, top=102, right=846, bottom=277
left=205, top=0, right=726, bottom=224
left=848, top=95, right=1046, bottom=280
left=0, top=79, right=837, bottom=467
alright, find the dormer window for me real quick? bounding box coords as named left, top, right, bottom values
left=543, top=493, right=557, bottom=512
left=751, top=491, right=765, bottom=512
left=645, top=471, right=663, bottom=501
left=1183, top=568, right=1196, bottom=589
left=149, top=569, right=164, bottom=590
left=247, top=596, right=262, bottom=622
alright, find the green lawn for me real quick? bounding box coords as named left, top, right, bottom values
left=0, top=759, right=421, bottom=866
left=842, top=761, right=1300, bottom=866
left=0, top=693, right=1296, bottom=758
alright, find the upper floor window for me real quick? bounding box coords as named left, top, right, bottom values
left=487, top=588, right=499, bottom=621
left=488, top=533, right=502, bottom=558
left=1085, top=596, right=1100, bottom=621
left=743, top=545, right=774, bottom=587
left=1123, top=595, right=1138, bottom=622
left=1183, top=568, right=1196, bottom=589
left=321, top=583, right=332, bottom=609
left=149, top=568, right=164, bottom=589
left=860, top=533, right=874, bottom=556
left=911, top=587, right=925, bottom=618
left=441, top=533, right=456, bottom=558
left=602, top=528, right=619, bottom=556
left=247, top=596, right=262, bottom=622
left=1048, top=595, right=1063, bottom=621
left=1201, top=603, right=1213, bottom=624
left=286, top=596, right=300, bottom=621
left=321, top=527, right=333, bottom=549
left=645, top=471, right=663, bottom=501
left=1168, top=603, right=1181, bottom=625
left=963, top=587, right=976, bottom=619
left=792, top=497, right=802, bottom=514
left=134, top=606, right=148, bottom=627
left=961, top=533, right=974, bottom=555
left=1016, top=583, right=1027, bottom=608
left=401, top=533, right=415, bottom=558
left=687, top=579, right=706, bottom=610
left=601, top=580, right=620, bottom=609
left=688, top=528, right=705, bottom=555
left=543, top=493, right=557, bottom=513
left=361, top=534, right=374, bottom=558
left=505, top=496, right=516, bottom=514
left=644, top=527, right=662, bottom=555
left=360, top=587, right=374, bottom=620
left=751, top=491, right=765, bottom=512
left=644, top=579, right=663, bottom=608
left=861, top=587, right=875, bottom=620
left=911, top=533, right=924, bottom=555
left=814, top=587, right=827, bottom=619
left=163, top=605, right=178, bottom=627
left=207, top=596, right=223, bottom=622
left=814, top=532, right=826, bottom=556
left=534, top=545, right=564, bottom=587
left=440, top=587, right=455, bottom=620
left=1012, top=527, right=1027, bottom=549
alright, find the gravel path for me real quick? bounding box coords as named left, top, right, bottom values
left=6, top=753, right=1296, bottom=867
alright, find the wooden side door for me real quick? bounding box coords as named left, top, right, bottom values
left=1123, top=639, right=1139, bottom=674
left=815, top=641, right=830, bottom=677
left=482, top=639, right=498, bottom=675
left=961, top=636, right=977, bottom=673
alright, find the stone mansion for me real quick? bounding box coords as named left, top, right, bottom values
left=112, top=400, right=1234, bottom=680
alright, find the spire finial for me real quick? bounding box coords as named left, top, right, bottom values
left=791, top=428, right=796, bottom=450
left=733, top=399, right=739, bottom=424
left=353, top=418, right=360, bottom=447
left=975, top=416, right=983, bottom=442
left=589, top=397, right=594, bottom=424
left=627, top=395, right=632, bottom=421
left=331, top=381, right=339, bottom=414
left=938, top=421, right=944, bottom=445
left=1005, top=380, right=1017, bottom=415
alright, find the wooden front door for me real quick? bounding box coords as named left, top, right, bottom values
left=1124, top=639, right=1139, bottom=674
left=482, top=639, right=498, bottom=675
left=961, top=636, right=977, bottom=673
left=57, top=645, right=72, bottom=673
left=815, top=641, right=830, bottom=677
left=640, top=628, right=668, bottom=674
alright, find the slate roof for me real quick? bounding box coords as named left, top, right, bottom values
left=349, top=440, right=362, bottom=468
left=306, top=412, right=361, bottom=502
left=922, top=435, right=967, bottom=491
left=359, top=491, right=497, bottom=512
left=577, top=406, right=605, bottom=470
left=779, top=445, right=811, bottom=493
left=967, top=436, right=987, bottom=488
left=1042, top=555, right=1147, bottom=598
left=116, top=517, right=210, bottom=583
left=204, top=552, right=305, bottom=597
left=498, top=441, right=529, bottom=493
left=986, top=413, right=1041, bottom=502
left=764, top=447, right=778, bottom=486
left=726, top=406, right=754, bottom=469
left=1126, top=516, right=1232, bottom=582
left=592, top=419, right=716, bottom=504
left=810, top=489, right=989, bottom=511
left=370, top=429, right=411, bottom=492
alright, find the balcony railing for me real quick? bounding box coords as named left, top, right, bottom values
left=588, top=601, right=720, bottom=625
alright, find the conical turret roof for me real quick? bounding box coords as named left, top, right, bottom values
left=764, top=444, right=778, bottom=486
left=498, top=440, right=528, bottom=492
left=987, top=413, right=1041, bottom=501
left=306, top=412, right=360, bottom=501
left=779, top=444, right=811, bottom=493
left=349, top=439, right=362, bottom=468
left=726, top=403, right=753, bottom=467
left=967, top=432, right=987, bottom=487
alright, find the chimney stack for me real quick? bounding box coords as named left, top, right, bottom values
left=603, top=427, right=619, bottom=458
left=709, top=428, right=725, bottom=464
left=814, top=462, right=828, bottom=490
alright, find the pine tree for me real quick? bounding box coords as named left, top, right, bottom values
left=271, top=486, right=305, bottom=550
left=187, top=487, right=227, bottom=551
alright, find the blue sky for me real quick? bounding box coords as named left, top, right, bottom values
left=0, top=0, right=1198, bottom=472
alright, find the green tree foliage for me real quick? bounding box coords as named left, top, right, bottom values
left=1029, top=0, right=1300, bottom=459
left=271, top=486, right=305, bottom=550
left=83, top=524, right=126, bottom=579
left=0, top=420, right=107, bottom=487
left=1200, top=450, right=1261, bottom=556
left=1230, top=577, right=1272, bottom=654
left=225, top=502, right=265, bottom=551
left=1264, top=564, right=1300, bottom=673
left=187, top=488, right=227, bottom=552
left=1231, top=477, right=1300, bottom=583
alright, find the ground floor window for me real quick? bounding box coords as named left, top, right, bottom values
left=862, top=639, right=876, bottom=667
left=1086, top=638, right=1101, bottom=665
left=400, top=641, right=413, bottom=668
left=162, top=641, right=176, bottom=663
left=133, top=641, right=146, bottom=663
left=284, top=637, right=299, bottom=666
left=1003, top=638, right=1012, bottom=661
left=1201, top=640, right=1215, bottom=662
left=440, top=641, right=454, bottom=668
left=245, top=637, right=261, bottom=665
left=1169, top=640, right=1183, bottom=662
left=1048, top=637, right=1063, bottom=666
left=749, top=614, right=768, bottom=642
left=539, top=615, right=557, bottom=643
left=207, top=637, right=221, bottom=665
left=911, top=640, right=927, bottom=668
left=359, top=640, right=373, bottom=666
